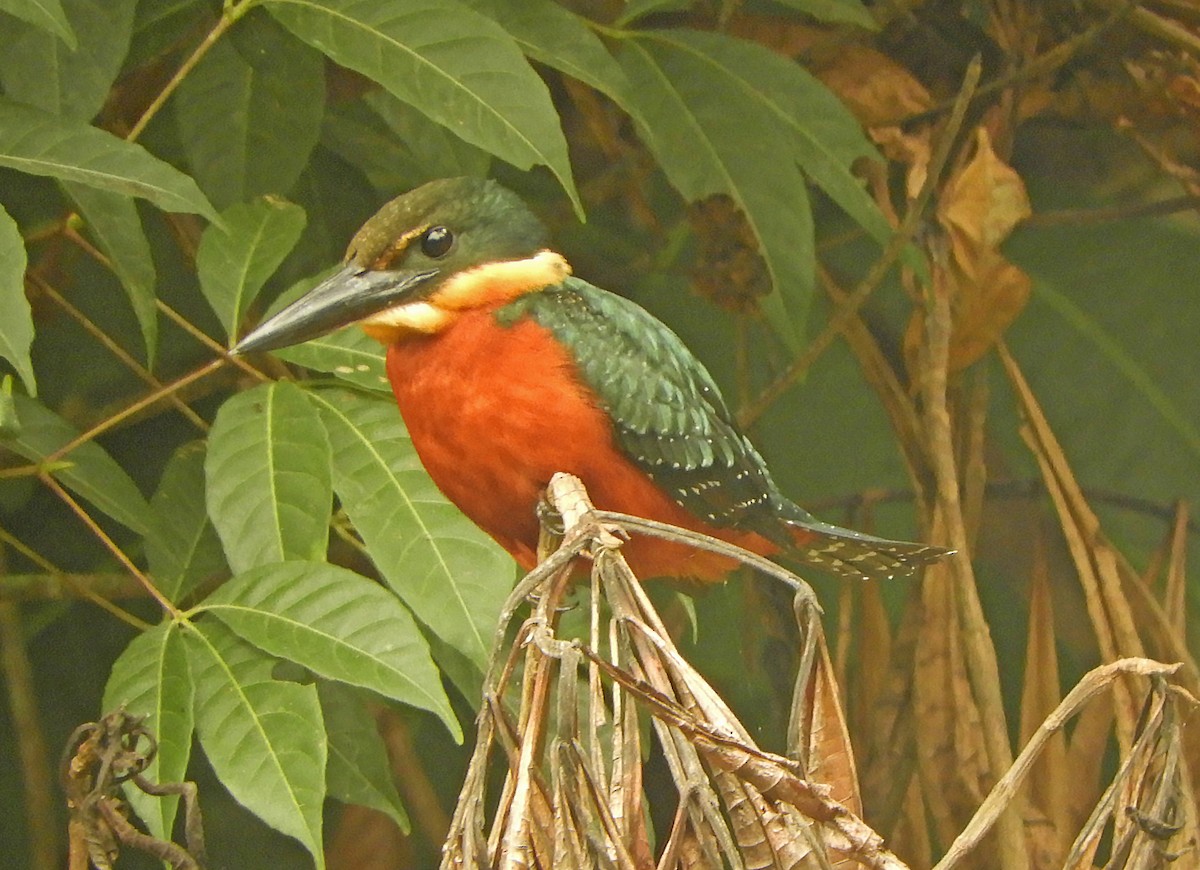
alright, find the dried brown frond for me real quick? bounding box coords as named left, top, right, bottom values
left=441, top=473, right=909, bottom=870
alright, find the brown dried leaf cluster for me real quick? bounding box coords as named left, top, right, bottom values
left=816, top=259, right=1198, bottom=867
left=441, top=473, right=907, bottom=869
left=819, top=139, right=1198, bottom=870
left=438, top=456, right=1194, bottom=869
left=903, top=126, right=1032, bottom=379
left=785, top=8, right=1200, bottom=864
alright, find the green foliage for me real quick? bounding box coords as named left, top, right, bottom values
left=196, top=560, right=459, bottom=736
left=6, top=394, right=151, bottom=533
left=0, top=0, right=76, bottom=47
left=145, top=443, right=227, bottom=603
left=0, top=0, right=1196, bottom=867
left=175, top=11, right=324, bottom=209
left=0, top=101, right=218, bottom=220
left=184, top=619, right=328, bottom=868
left=196, top=197, right=308, bottom=344
left=63, top=183, right=159, bottom=361
left=102, top=622, right=193, bottom=843
left=0, top=207, right=34, bottom=393
left=205, top=381, right=332, bottom=571
left=265, top=0, right=582, bottom=215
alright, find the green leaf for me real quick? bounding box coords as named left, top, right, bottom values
left=265, top=0, right=580, bottom=215
left=125, top=0, right=207, bottom=70
left=0, top=376, right=16, bottom=436
left=1007, top=217, right=1200, bottom=491
left=772, top=0, right=877, bottom=29
left=0, top=204, right=35, bottom=394
left=102, top=622, right=193, bottom=843
left=5, top=395, right=150, bottom=533
left=199, top=561, right=460, bottom=736
left=307, top=386, right=511, bottom=671
left=321, top=99, right=449, bottom=193
left=0, top=0, right=76, bottom=48
left=1031, top=284, right=1200, bottom=462
left=175, top=9, right=325, bottom=208
left=318, top=682, right=409, bottom=831
left=664, top=30, right=889, bottom=247
left=351, top=90, right=493, bottom=186
left=367, top=91, right=495, bottom=182
left=62, top=182, right=158, bottom=363
left=618, top=34, right=814, bottom=347
left=0, top=100, right=218, bottom=220
left=0, top=0, right=135, bottom=121
left=147, top=442, right=227, bottom=604
left=185, top=620, right=326, bottom=869
left=616, top=0, right=688, bottom=26
left=465, top=0, right=630, bottom=102
left=274, top=326, right=390, bottom=393
left=206, top=381, right=332, bottom=572
left=197, top=197, right=307, bottom=344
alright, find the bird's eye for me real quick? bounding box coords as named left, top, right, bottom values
left=420, top=226, right=453, bottom=258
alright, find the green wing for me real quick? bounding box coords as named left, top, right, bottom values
left=498, top=279, right=950, bottom=580
left=497, top=278, right=800, bottom=531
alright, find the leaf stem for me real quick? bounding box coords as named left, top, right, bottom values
left=44, top=359, right=226, bottom=465
left=32, top=275, right=209, bottom=433
left=40, top=475, right=175, bottom=622
left=0, top=529, right=149, bottom=619
left=125, top=1, right=256, bottom=144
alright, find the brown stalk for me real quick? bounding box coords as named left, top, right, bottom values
left=39, top=476, right=164, bottom=625
left=43, top=358, right=225, bottom=466
left=124, top=2, right=255, bottom=144
left=919, top=256, right=1024, bottom=863
left=935, top=658, right=1181, bottom=868
left=0, top=594, right=59, bottom=870
left=31, top=274, right=207, bottom=433
left=999, top=343, right=1146, bottom=750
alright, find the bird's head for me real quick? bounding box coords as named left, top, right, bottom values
left=234, top=177, right=570, bottom=353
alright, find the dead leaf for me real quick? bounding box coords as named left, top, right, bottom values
left=726, top=16, right=933, bottom=127
left=904, top=128, right=1033, bottom=377
left=810, top=42, right=933, bottom=128
left=938, top=127, right=1031, bottom=265
left=796, top=629, right=863, bottom=817
left=1063, top=689, right=1114, bottom=843
left=1164, top=501, right=1189, bottom=644
left=889, top=777, right=933, bottom=870
left=858, top=594, right=922, bottom=832
left=874, top=126, right=934, bottom=200
left=1018, top=532, right=1070, bottom=866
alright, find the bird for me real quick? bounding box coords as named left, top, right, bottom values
left=234, top=177, right=948, bottom=583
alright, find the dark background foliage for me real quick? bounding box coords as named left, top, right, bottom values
left=1, top=0, right=1198, bottom=867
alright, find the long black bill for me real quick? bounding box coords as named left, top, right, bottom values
left=233, top=263, right=440, bottom=355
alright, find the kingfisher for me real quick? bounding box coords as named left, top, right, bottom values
left=235, top=177, right=946, bottom=582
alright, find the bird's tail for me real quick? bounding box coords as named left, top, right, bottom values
left=775, top=517, right=951, bottom=581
